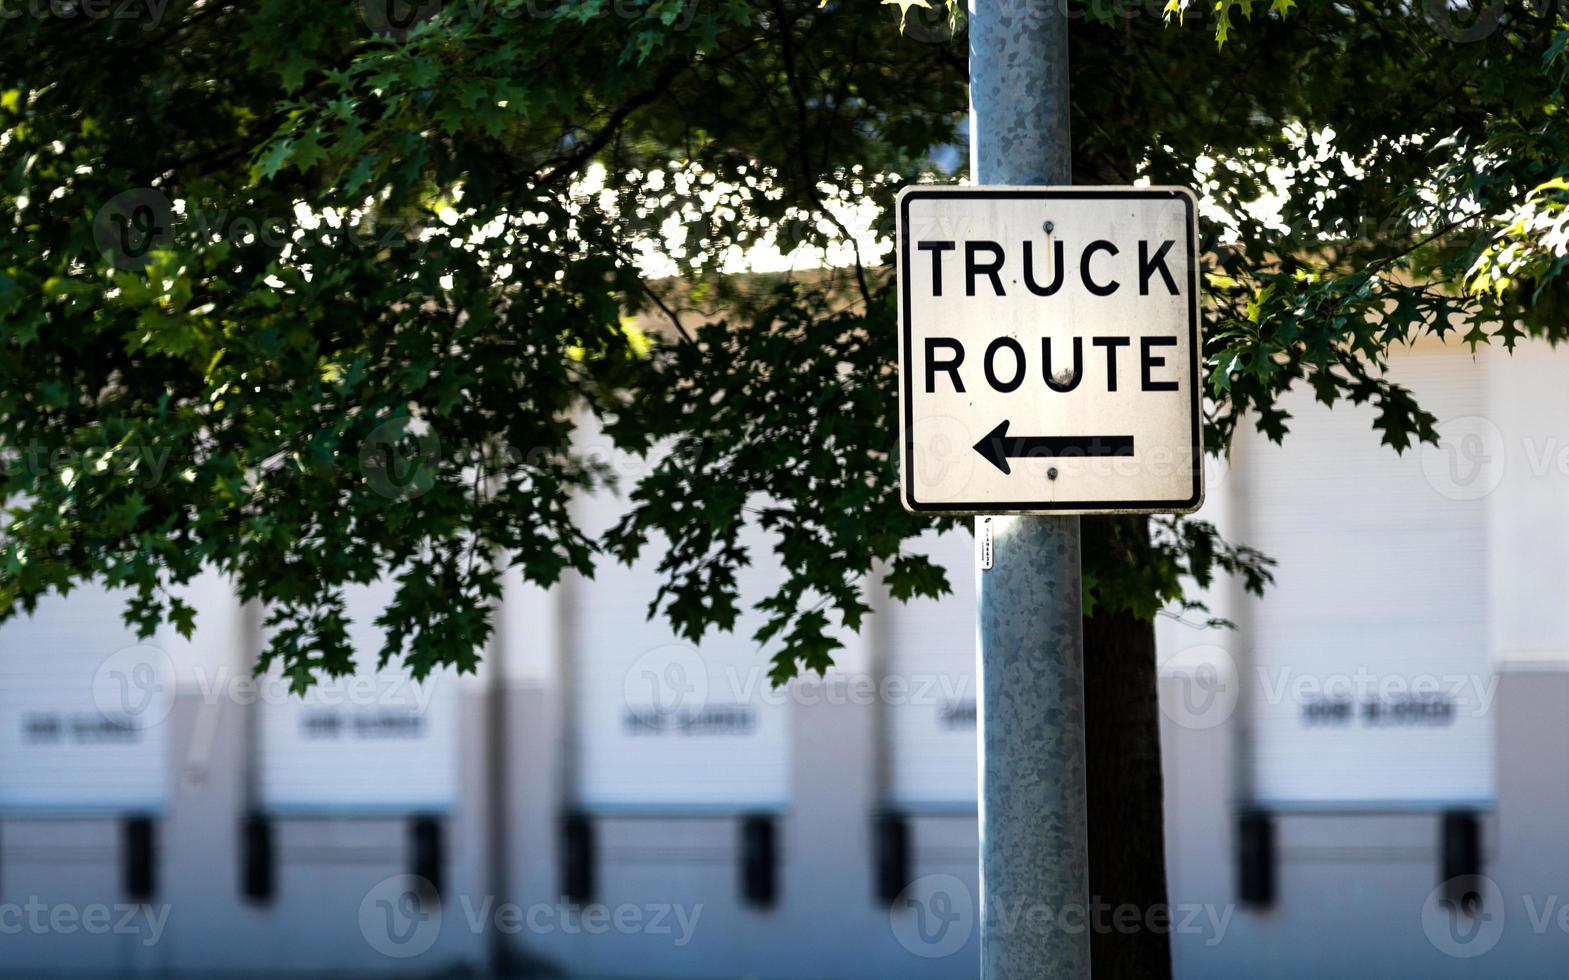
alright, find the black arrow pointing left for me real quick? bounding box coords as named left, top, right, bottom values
left=973, top=420, right=1134, bottom=475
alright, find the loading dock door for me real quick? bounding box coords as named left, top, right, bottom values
left=1239, top=348, right=1494, bottom=807
left=0, top=585, right=170, bottom=812
left=883, top=529, right=977, bottom=809
left=571, top=483, right=791, bottom=811
left=256, top=580, right=459, bottom=813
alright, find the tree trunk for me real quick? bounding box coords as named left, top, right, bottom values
left=1081, top=516, right=1173, bottom=979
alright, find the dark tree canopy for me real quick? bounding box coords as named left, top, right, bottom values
left=1, top=0, right=1564, bottom=686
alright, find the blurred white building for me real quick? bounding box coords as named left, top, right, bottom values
left=2, top=336, right=1567, bottom=976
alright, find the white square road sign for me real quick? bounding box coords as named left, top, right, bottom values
left=897, top=186, right=1204, bottom=514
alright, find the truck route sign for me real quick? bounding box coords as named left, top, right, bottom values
left=897, top=186, right=1204, bottom=514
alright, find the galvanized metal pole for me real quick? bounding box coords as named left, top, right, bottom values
left=970, top=0, right=1091, bottom=975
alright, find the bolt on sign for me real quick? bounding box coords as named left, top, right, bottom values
left=897, top=187, right=1204, bottom=514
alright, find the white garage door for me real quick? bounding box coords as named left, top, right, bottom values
left=883, top=528, right=977, bottom=809
left=0, top=585, right=171, bottom=813
left=570, top=472, right=791, bottom=811
left=256, top=579, right=460, bottom=813
left=1238, top=346, right=1494, bottom=808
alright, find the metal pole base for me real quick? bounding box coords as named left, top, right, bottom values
left=977, top=515, right=1091, bottom=979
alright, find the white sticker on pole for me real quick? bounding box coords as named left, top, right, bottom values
left=897, top=186, right=1204, bottom=514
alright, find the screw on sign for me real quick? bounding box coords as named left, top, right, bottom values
left=896, top=187, right=1204, bottom=515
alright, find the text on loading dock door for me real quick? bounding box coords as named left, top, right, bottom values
left=897, top=187, right=1204, bottom=514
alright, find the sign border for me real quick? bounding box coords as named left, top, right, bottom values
left=898, top=186, right=1205, bottom=515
